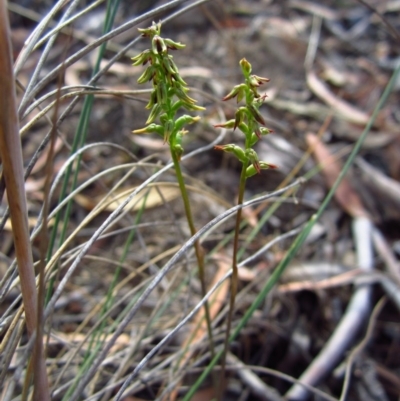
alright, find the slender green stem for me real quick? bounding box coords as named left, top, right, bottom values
left=171, top=148, right=215, bottom=357
left=218, top=161, right=248, bottom=397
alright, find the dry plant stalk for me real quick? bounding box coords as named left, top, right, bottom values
left=0, top=3, right=49, bottom=400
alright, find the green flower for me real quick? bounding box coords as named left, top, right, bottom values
left=132, top=123, right=164, bottom=136
left=245, top=148, right=260, bottom=173
left=214, top=144, right=246, bottom=163
left=146, top=104, right=162, bottom=124
left=246, top=161, right=278, bottom=178
left=131, top=49, right=153, bottom=66
left=222, top=84, right=246, bottom=102
left=249, top=74, right=270, bottom=88
left=164, top=38, right=186, bottom=50
left=152, top=35, right=167, bottom=55
left=234, top=107, right=248, bottom=130
left=137, top=66, right=155, bottom=84
left=214, top=119, right=235, bottom=129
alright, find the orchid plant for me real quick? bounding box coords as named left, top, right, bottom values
left=214, top=57, right=277, bottom=388
left=132, top=21, right=214, bottom=358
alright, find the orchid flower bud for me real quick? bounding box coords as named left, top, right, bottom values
left=138, top=25, right=156, bottom=37
left=172, top=72, right=187, bottom=86
left=249, top=126, right=272, bottom=145
left=145, top=89, right=158, bottom=109
left=175, top=87, right=197, bottom=106
left=171, top=130, right=185, bottom=160
left=162, top=57, right=179, bottom=76
left=249, top=74, right=270, bottom=88
left=154, top=82, right=166, bottom=106
left=182, top=103, right=206, bottom=112
left=240, top=58, right=252, bottom=77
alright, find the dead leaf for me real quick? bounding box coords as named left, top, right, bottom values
left=306, top=133, right=369, bottom=218
left=307, top=70, right=370, bottom=125
left=74, top=184, right=181, bottom=212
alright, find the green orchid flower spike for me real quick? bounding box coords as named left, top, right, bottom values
left=214, top=58, right=276, bottom=175
left=132, top=21, right=204, bottom=155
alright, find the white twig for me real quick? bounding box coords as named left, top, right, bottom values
left=286, top=217, right=373, bottom=400
left=227, top=353, right=284, bottom=401
left=372, top=226, right=400, bottom=284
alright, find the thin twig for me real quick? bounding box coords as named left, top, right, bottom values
left=339, top=297, right=387, bottom=401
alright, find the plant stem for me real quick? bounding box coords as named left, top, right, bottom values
left=0, top=3, right=50, bottom=399
left=219, top=161, right=248, bottom=397
left=170, top=148, right=215, bottom=357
